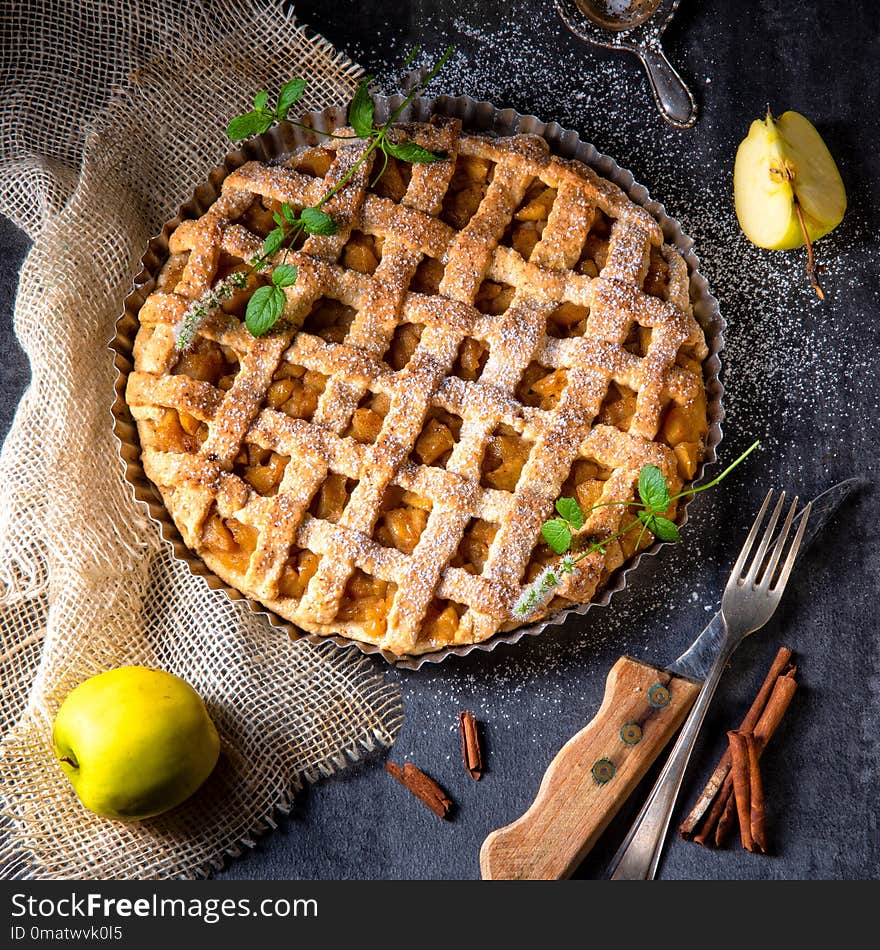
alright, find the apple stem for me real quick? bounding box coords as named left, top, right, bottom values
left=59, top=755, right=77, bottom=768
left=793, top=194, right=825, bottom=300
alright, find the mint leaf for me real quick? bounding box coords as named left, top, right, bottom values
left=253, top=91, right=269, bottom=111
left=555, top=497, right=584, bottom=531
left=227, top=110, right=273, bottom=141
left=262, top=227, right=286, bottom=257
left=638, top=510, right=680, bottom=543
left=277, top=78, right=307, bottom=118
left=638, top=464, right=670, bottom=513
left=649, top=516, right=680, bottom=542
left=349, top=79, right=375, bottom=138
left=271, top=264, right=298, bottom=288
left=272, top=211, right=286, bottom=227
left=541, top=518, right=572, bottom=555
left=281, top=203, right=297, bottom=223
left=245, top=285, right=285, bottom=336
left=300, top=207, right=338, bottom=236
left=384, top=139, right=443, bottom=164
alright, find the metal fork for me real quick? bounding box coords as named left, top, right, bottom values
left=607, top=490, right=812, bottom=880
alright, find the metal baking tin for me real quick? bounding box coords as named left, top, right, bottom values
left=110, top=94, right=724, bottom=671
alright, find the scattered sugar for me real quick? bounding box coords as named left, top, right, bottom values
left=343, top=6, right=876, bottom=706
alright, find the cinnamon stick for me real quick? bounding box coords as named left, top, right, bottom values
left=713, top=669, right=798, bottom=846
left=386, top=762, right=453, bottom=819
left=708, top=779, right=736, bottom=848
left=680, top=647, right=793, bottom=840
left=747, top=732, right=768, bottom=853
left=458, top=711, right=483, bottom=781
left=727, top=731, right=755, bottom=852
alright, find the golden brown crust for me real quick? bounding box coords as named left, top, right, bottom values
left=128, top=117, right=709, bottom=656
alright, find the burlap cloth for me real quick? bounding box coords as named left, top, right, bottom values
left=0, top=0, right=403, bottom=880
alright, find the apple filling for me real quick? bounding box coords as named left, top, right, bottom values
left=643, top=247, right=671, bottom=299
left=240, top=199, right=304, bottom=255
left=268, top=360, right=327, bottom=422
left=577, top=208, right=613, bottom=276
left=384, top=322, right=424, bottom=370
left=516, top=362, right=567, bottom=410
left=143, top=339, right=241, bottom=452
left=412, top=407, right=462, bottom=468
left=452, top=337, right=489, bottom=381
left=523, top=454, right=651, bottom=598
left=200, top=509, right=258, bottom=574
left=335, top=569, right=398, bottom=641
left=302, top=297, right=357, bottom=344
left=279, top=550, right=321, bottom=599
left=480, top=425, right=533, bottom=492
left=547, top=301, right=591, bottom=339
left=422, top=598, right=466, bottom=645
left=440, top=154, right=495, bottom=229
left=474, top=279, right=515, bottom=316
left=503, top=179, right=558, bottom=260
left=172, top=336, right=239, bottom=388
left=660, top=396, right=707, bottom=481
left=309, top=472, right=357, bottom=523
left=370, top=155, right=412, bottom=202
left=452, top=518, right=498, bottom=574
left=232, top=444, right=290, bottom=497
left=561, top=458, right=614, bottom=513
left=410, top=256, right=445, bottom=294
left=345, top=390, right=390, bottom=444
left=293, top=146, right=334, bottom=180
left=342, top=230, right=383, bottom=275
left=143, top=408, right=202, bottom=454
left=597, top=380, right=638, bottom=430
left=375, top=485, right=431, bottom=556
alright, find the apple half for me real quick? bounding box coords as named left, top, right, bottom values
left=734, top=109, right=846, bottom=251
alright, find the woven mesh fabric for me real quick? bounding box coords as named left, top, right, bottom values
left=0, top=0, right=402, bottom=880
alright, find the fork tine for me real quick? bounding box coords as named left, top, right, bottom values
left=729, top=490, right=774, bottom=581
left=772, top=501, right=812, bottom=593
left=759, top=495, right=799, bottom=588
left=745, top=492, right=786, bottom=585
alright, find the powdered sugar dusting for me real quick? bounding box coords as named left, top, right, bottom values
left=338, top=4, right=877, bottom=699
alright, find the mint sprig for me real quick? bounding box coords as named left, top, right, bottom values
left=300, top=207, right=338, bottom=236
left=638, top=465, right=670, bottom=513
left=349, top=80, right=376, bottom=138
left=541, top=497, right=585, bottom=553
left=272, top=263, right=298, bottom=288
left=226, top=79, right=308, bottom=141
left=277, top=78, right=307, bottom=117
left=541, top=518, right=572, bottom=555
left=177, top=47, right=455, bottom=349
left=246, top=284, right=285, bottom=337
left=514, top=440, right=762, bottom=619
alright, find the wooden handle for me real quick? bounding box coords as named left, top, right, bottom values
left=480, top=656, right=700, bottom=880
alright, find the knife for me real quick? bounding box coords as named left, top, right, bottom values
left=479, top=478, right=857, bottom=880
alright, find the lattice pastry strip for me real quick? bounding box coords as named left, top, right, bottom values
left=129, top=118, right=710, bottom=656
left=293, top=120, right=465, bottom=625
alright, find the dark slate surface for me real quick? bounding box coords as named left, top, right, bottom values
left=1, top=0, right=877, bottom=880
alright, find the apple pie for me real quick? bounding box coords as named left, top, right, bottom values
left=126, top=116, right=709, bottom=656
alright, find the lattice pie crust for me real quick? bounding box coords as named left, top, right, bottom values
left=127, top=117, right=709, bottom=656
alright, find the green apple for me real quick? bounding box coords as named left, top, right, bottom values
left=734, top=109, right=846, bottom=251
left=53, top=666, right=220, bottom=821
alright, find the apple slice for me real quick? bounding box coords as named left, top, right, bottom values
left=734, top=109, right=846, bottom=297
